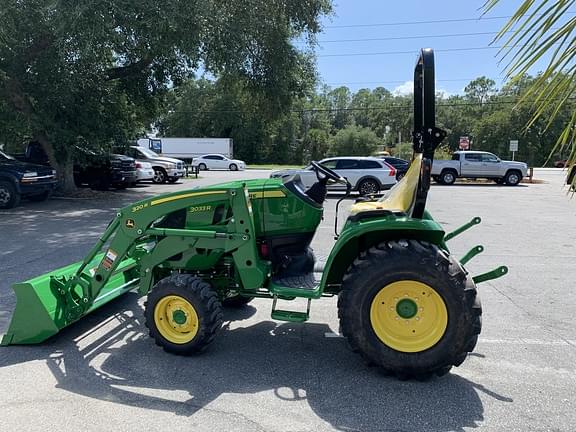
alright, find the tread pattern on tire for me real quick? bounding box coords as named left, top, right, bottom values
left=337, top=239, right=482, bottom=380
left=144, top=274, right=223, bottom=355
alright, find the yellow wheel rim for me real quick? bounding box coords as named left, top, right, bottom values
left=370, top=280, right=448, bottom=353
left=154, top=295, right=199, bottom=344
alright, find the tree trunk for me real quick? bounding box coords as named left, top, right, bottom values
left=34, top=133, right=77, bottom=194
left=2, top=78, right=77, bottom=194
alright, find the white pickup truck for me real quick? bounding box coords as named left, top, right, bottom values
left=431, top=151, right=528, bottom=186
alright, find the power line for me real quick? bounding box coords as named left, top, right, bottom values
left=317, top=46, right=518, bottom=58
left=315, top=30, right=498, bottom=44
left=303, top=28, right=561, bottom=44
left=294, top=100, right=554, bottom=113
left=323, top=13, right=576, bottom=29
left=168, top=98, right=576, bottom=115
left=323, top=78, right=501, bottom=86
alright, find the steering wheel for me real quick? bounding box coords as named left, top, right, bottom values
left=311, top=161, right=348, bottom=185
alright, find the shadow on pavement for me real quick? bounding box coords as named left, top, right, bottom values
left=431, top=183, right=528, bottom=188
left=0, top=293, right=511, bottom=432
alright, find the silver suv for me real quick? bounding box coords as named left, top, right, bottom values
left=127, top=146, right=186, bottom=184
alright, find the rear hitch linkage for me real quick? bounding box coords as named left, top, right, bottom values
left=445, top=216, right=509, bottom=284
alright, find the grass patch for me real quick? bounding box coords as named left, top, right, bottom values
left=247, top=164, right=302, bottom=170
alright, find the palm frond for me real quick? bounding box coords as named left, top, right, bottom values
left=485, top=0, right=576, bottom=170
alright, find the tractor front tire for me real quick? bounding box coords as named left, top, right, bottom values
left=338, top=239, right=481, bottom=380
left=145, top=274, right=223, bottom=355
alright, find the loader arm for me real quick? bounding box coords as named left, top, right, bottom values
left=2, top=185, right=269, bottom=345
left=61, top=186, right=267, bottom=321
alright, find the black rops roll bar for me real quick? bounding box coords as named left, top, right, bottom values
left=411, top=48, right=447, bottom=219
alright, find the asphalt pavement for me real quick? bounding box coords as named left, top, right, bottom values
left=0, top=168, right=575, bottom=432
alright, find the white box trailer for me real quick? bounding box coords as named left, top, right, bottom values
left=137, top=137, right=233, bottom=161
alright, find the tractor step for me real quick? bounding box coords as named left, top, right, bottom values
left=272, top=273, right=317, bottom=289
left=269, top=273, right=322, bottom=299
left=271, top=296, right=311, bottom=323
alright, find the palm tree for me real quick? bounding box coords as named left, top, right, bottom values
left=485, top=0, right=576, bottom=183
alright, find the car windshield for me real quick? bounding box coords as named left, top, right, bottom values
left=0, top=150, right=15, bottom=160
left=137, top=147, right=160, bottom=158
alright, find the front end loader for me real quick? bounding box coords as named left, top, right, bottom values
left=1, top=49, right=507, bottom=379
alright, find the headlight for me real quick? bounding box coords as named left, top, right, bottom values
left=52, top=170, right=57, bottom=176
left=23, top=172, right=38, bottom=178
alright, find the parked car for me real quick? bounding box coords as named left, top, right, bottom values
left=74, top=152, right=137, bottom=190
left=431, top=151, right=528, bottom=186
left=15, top=142, right=137, bottom=191
left=0, top=150, right=57, bottom=209
left=380, top=156, right=410, bottom=180
left=135, top=161, right=155, bottom=183
left=125, top=146, right=185, bottom=183
left=191, top=154, right=246, bottom=171
left=271, top=157, right=397, bottom=196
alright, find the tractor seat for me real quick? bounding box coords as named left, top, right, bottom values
left=349, top=154, right=423, bottom=216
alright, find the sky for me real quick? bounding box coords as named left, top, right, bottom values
left=308, top=0, right=567, bottom=96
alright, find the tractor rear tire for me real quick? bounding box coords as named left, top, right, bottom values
left=145, top=274, right=223, bottom=355
left=337, top=239, right=481, bottom=380
left=222, top=294, right=254, bottom=308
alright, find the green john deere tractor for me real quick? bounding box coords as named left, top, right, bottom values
left=1, top=49, right=507, bottom=379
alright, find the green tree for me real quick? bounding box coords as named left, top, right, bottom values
left=464, top=77, right=497, bottom=104
left=303, top=128, right=330, bottom=162
left=0, top=0, right=331, bottom=191
left=326, top=86, right=353, bottom=131
left=329, top=125, right=381, bottom=156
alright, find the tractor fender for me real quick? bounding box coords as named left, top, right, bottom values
left=319, top=213, right=446, bottom=295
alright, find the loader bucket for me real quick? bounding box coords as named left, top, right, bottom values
left=1, top=254, right=139, bottom=346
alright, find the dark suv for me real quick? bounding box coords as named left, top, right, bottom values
left=381, top=156, right=410, bottom=180
left=17, top=142, right=138, bottom=191
left=0, top=150, right=57, bottom=209
left=73, top=152, right=137, bottom=190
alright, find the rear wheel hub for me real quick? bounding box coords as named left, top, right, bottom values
left=396, top=298, right=418, bottom=319
left=370, top=280, right=448, bottom=353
